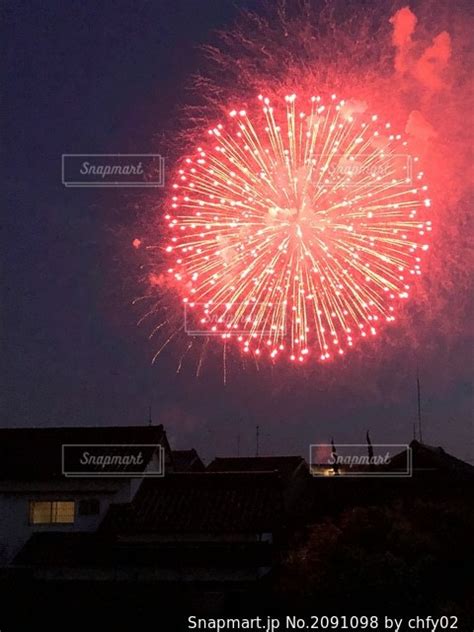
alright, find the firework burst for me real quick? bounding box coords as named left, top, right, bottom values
left=163, top=93, right=431, bottom=363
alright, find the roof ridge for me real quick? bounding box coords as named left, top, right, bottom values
left=160, top=470, right=280, bottom=476
left=211, top=455, right=304, bottom=460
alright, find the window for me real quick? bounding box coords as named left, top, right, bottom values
left=29, top=501, right=75, bottom=524
left=78, top=498, right=100, bottom=516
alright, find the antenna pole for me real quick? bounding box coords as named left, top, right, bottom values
left=417, top=374, right=423, bottom=443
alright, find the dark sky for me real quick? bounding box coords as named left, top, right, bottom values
left=2, top=0, right=472, bottom=463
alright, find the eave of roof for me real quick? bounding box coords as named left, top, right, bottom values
left=0, top=425, right=168, bottom=481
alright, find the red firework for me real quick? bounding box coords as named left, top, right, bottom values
left=163, top=93, right=431, bottom=363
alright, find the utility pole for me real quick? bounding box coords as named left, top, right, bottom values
left=256, top=425, right=260, bottom=457
left=331, top=437, right=339, bottom=475
left=367, top=430, right=374, bottom=472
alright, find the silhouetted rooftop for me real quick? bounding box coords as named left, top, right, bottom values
left=207, top=456, right=307, bottom=479
left=171, top=449, right=205, bottom=472
left=388, top=440, right=474, bottom=477
left=0, top=425, right=169, bottom=480
left=101, top=471, right=284, bottom=534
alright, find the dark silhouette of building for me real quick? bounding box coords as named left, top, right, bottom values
left=171, top=448, right=206, bottom=472
left=0, top=425, right=171, bottom=564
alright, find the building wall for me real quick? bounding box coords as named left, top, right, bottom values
left=0, top=448, right=166, bottom=565
left=0, top=485, right=130, bottom=565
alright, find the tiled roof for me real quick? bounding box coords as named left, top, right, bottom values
left=207, top=456, right=307, bottom=478
left=388, top=440, right=474, bottom=477
left=171, top=449, right=205, bottom=472
left=0, top=425, right=169, bottom=480
left=101, top=472, right=284, bottom=534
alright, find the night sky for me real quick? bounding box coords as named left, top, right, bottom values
left=3, top=0, right=472, bottom=463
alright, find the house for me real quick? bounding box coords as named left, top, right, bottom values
left=207, top=456, right=311, bottom=523
left=206, top=455, right=308, bottom=479
left=8, top=468, right=282, bottom=622
left=0, top=424, right=171, bottom=565
left=100, top=471, right=283, bottom=582
left=10, top=471, right=283, bottom=591
left=304, top=439, right=474, bottom=521
left=387, top=439, right=474, bottom=479
left=171, top=448, right=206, bottom=472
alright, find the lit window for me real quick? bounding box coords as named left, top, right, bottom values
left=29, top=501, right=75, bottom=524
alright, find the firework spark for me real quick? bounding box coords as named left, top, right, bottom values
left=163, top=93, right=431, bottom=363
